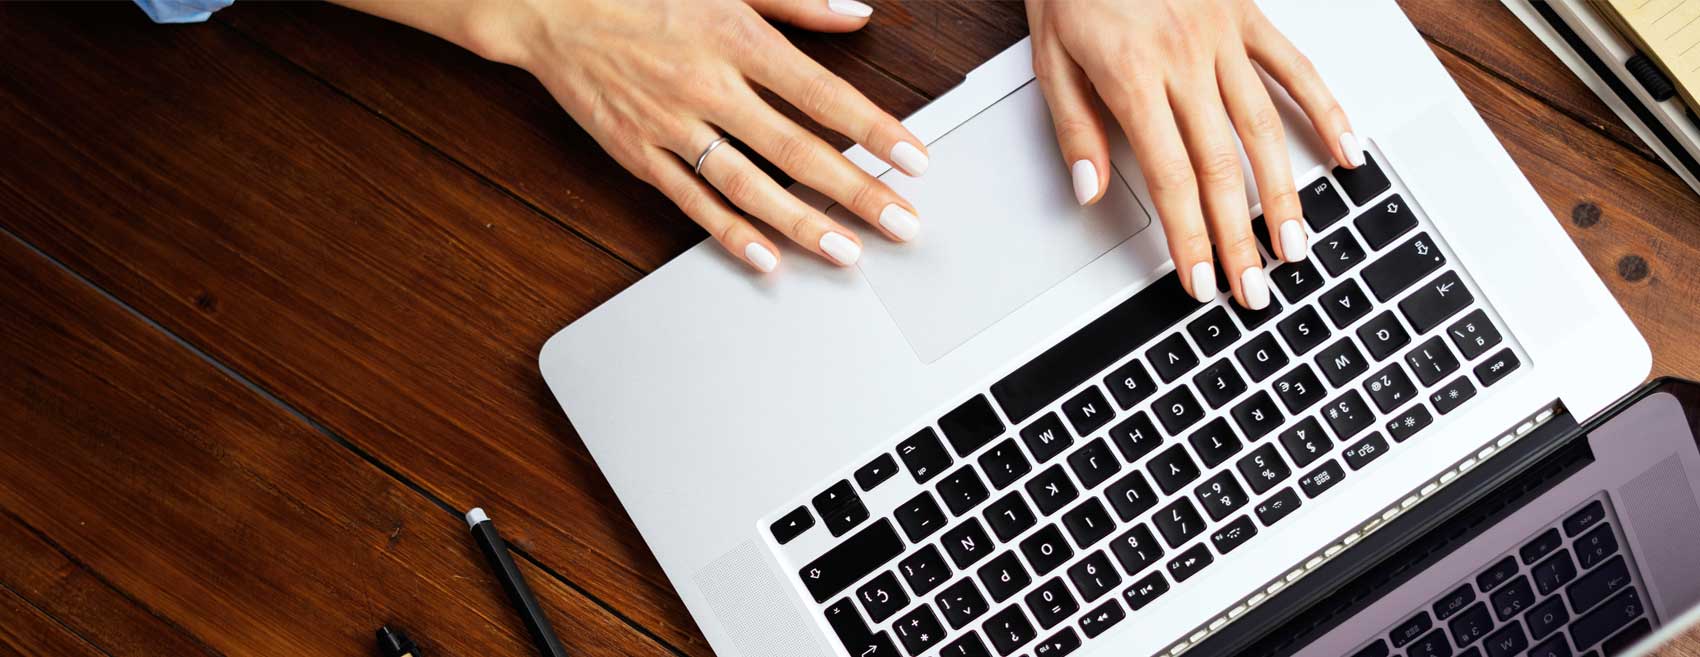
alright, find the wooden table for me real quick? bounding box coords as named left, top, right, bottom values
left=2, top=2, right=1697, bottom=656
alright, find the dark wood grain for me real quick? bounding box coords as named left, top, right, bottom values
left=0, top=586, right=107, bottom=657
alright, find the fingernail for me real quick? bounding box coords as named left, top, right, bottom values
left=744, top=243, right=778, bottom=273
left=1279, top=220, right=1307, bottom=263
left=820, top=232, right=861, bottom=266
left=1189, top=262, right=1215, bottom=304
left=1339, top=131, right=1366, bottom=168
left=827, top=0, right=874, bottom=17
left=1241, top=267, right=1271, bottom=310
left=879, top=204, right=919, bottom=241
left=891, top=142, right=929, bottom=177
left=1071, top=160, right=1098, bottom=205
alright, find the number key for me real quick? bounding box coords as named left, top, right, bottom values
left=1405, top=336, right=1461, bottom=386
left=1235, top=443, right=1292, bottom=494
left=1068, top=551, right=1123, bottom=603
left=1193, top=470, right=1249, bottom=520
left=1154, top=497, right=1206, bottom=547
left=1279, top=416, right=1333, bottom=468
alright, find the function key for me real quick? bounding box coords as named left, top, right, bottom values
left=1474, top=349, right=1521, bottom=387
left=1335, top=152, right=1392, bottom=205
left=1363, top=233, right=1446, bottom=302
left=857, top=571, right=911, bottom=623
left=1364, top=363, right=1418, bottom=413
left=896, top=491, right=950, bottom=542
left=1320, top=279, right=1373, bottom=328
left=1448, top=310, right=1503, bottom=360
left=938, top=466, right=992, bottom=516
left=1299, top=459, right=1347, bottom=498
left=1107, top=411, right=1163, bottom=464
left=1153, top=386, right=1206, bottom=435
left=856, top=454, right=900, bottom=491
left=1194, top=358, right=1248, bottom=409
left=1123, top=571, right=1170, bottom=611
left=1110, top=523, right=1164, bottom=575
left=1237, top=443, right=1293, bottom=494
left=1078, top=599, right=1126, bottom=639
left=1230, top=290, right=1285, bottom=330
left=1187, top=306, right=1242, bottom=357
left=1027, top=464, right=1081, bottom=516
left=1301, top=176, right=1350, bottom=231
left=1356, top=310, right=1412, bottom=362
left=979, top=438, right=1033, bottom=490
left=1342, top=432, right=1390, bottom=470
left=984, top=604, right=1037, bottom=656
left=1476, top=556, right=1519, bottom=592
left=1021, top=412, right=1075, bottom=463
left=898, top=428, right=955, bottom=484
left=1314, top=227, right=1368, bottom=277
left=1165, top=543, right=1215, bottom=582
left=1390, top=611, right=1433, bottom=647
left=1146, top=333, right=1201, bottom=383
left=1520, top=528, right=1564, bottom=565
left=771, top=506, right=814, bottom=545
left=1386, top=404, right=1434, bottom=443
left=1067, top=550, right=1122, bottom=603
left=1405, top=336, right=1462, bottom=386
left=893, top=604, right=946, bottom=655
left=1433, top=583, right=1477, bottom=620
left=1254, top=486, right=1303, bottom=526
left=1273, top=363, right=1327, bottom=414
left=1149, top=443, right=1203, bottom=495
left=899, top=545, right=953, bottom=596
left=1230, top=390, right=1286, bottom=440
left=1272, top=257, right=1326, bottom=303
left=1062, top=386, right=1114, bottom=437
left=1154, top=497, right=1206, bottom=547
left=1210, top=516, right=1258, bottom=554
left=1104, top=358, right=1158, bottom=410
left=1188, top=417, right=1245, bottom=468
left=941, top=395, right=1007, bottom=457
left=799, top=520, right=905, bottom=602
left=1277, top=304, right=1332, bottom=356
left=1564, top=500, right=1606, bottom=537
left=1353, top=193, right=1416, bottom=250
left=1235, top=331, right=1290, bottom=382
left=1024, top=577, right=1080, bottom=630
left=1430, top=376, right=1477, bottom=415
left=1034, top=628, right=1083, bottom=657
left=1067, top=437, right=1122, bottom=489
left=1399, top=271, right=1474, bottom=333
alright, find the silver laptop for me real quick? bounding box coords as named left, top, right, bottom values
left=538, top=1, right=1652, bottom=656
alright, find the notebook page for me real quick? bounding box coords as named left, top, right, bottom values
left=1599, top=0, right=1700, bottom=110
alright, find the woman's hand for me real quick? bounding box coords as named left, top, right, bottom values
left=1027, top=0, right=1360, bottom=309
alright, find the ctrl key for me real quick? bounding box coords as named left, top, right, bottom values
left=824, top=598, right=900, bottom=657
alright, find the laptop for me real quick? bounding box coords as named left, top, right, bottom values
left=538, top=1, right=1653, bottom=656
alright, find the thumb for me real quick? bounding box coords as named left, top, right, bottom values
left=744, top=0, right=873, bottom=33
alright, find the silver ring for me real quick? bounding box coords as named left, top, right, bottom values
left=693, top=137, right=730, bottom=175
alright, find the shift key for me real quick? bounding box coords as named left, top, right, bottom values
left=800, top=519, right=905, bottom=602
left=1399, top=271, right=1474, bottom=333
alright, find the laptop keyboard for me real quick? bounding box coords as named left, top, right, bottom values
left=770, top=146, right=1527, bottom=657
left=1348, top=496, right=1652, bottom=657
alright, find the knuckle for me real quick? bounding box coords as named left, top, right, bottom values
left=716, top=221, right=740, bottom=248
left=847, top=178, right=884, bottom=215
left=787, top=211, right=816, bottom=240
left=774, top=132, right=819, bottom=173
left=1219, top=231, right=1259, bottom=258
left=1245, top=105, right=1284, bottom=142
left=1267, top=188, right=1301, bottom=214
left=1171, top=228, right=1212, bottom=257
left=800, top=71, right=850, bottom=119
left=1287, top=51, right=1318, bottom=79
left=1197, top=150, right=1243, bottom=185
left=1051, top=116, right=1098, bottom=147
left=1148, top=158, right=1198, bottom=193
left=719, top=170, right=760, bottom=207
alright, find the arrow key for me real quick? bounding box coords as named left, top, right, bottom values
left=771, top=506, right=814, bottom=545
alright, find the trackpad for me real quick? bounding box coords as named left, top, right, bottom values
left=842, top=80, right=1153, bottom=363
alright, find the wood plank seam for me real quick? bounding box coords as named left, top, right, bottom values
left=1, top=584, right=119, bottom=657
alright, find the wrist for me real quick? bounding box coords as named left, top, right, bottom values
left=457, top=0, right=545, bottom=69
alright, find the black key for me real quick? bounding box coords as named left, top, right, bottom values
left=1430, top=376, right=1477, bottom=415
left=1483, top=621, right=1528, bottom=657
left=1235, top=331, right=1290, bottom=382
left=1272, top=258, right=1326, bottom=302
left=1147, top=333, right=1201, bottom=383
left=1448, top=310, right=1503, bottom=360
left=1237, top=443, right=1292, bottom=494
left=1408, top=630, right=1454, bottom=657
left=1574, top=523, right=1619, bottom=569
left=1353, top=193, right=1415, bottom=249
left=1567, top=556, right=1632, bottom=613
left=1317, top=337, right=1370, bottom=386
left=1314, top=227, right=1368, bottom=277
left=1342, top=432, right=1390, bottom=470
left=800, top=520, right=905, bottom=602
left=1526, top=636, right=1569, bottom=657
left=1474, top=349, right=1520, bottom=387
left=1491, top=576, right=1535, bottom=621
left=1521, top=528, right=1563, bottom=565
left=1154, top=497, right=1206, bottom=547
left=1078, top=599, right=1126, bottom=639
left=1067, top=550, right=1122, bottom=603
left=1230, top=291, right=1285, bottom=330
left=979, top=438, right=1034, bottom=490
left=897, top=492, right=951, bottom=542
left=936, top=578, right=991, bottom=629
left=1062, top=386, right=1114, bottom=437
left=1188, top=417, right=1244, bottom=468
left=977, top=552, right=1032, bottom=603
left=1391, top=612, right=1434, bottom=647
left=1301, top=176, right=1350, bottom=231
left=1449, top=602, right=1495, bottom=648
left=1255, top=487, right=1303, bottom=526
left=1400, top=271, right=1474, bottom=333
left=857, top=454, right=900, bottom=491
left=1336, top=153, right=1392, bottom=205
left=899, top=428, right=955, bottom=484
left=939, top=466, right=992, bottom=516
left=824, top=499, right=872, bottom=537
left=858, top=571, right=911, bottom=623
left=1322, top=390, right=1375, bottom=440
left=1278, top=305, right=1332, bottom=356
left=1279, top=416, right=1332, bottom=467
left=1187, top=306, right=1242, bottom=357
left=1148, top=443, right=1203, bottom=494
left=1365, top=363, right=1419, bottom=412
left=942, top=519, right=995, bottom=569
left=815, top=480, right=859, bottom=517
left=991, top=272, right=1195, bottom=423
left=1571, top=588, right=1644, bottom=651
left=1210, top=515, right=1258, bottom=554
left=941, top=395, right=1007, bottom=457
left=1067, top=438, right=1122, bottom=489
left=1433, top=583, right=1477, bottom=621
left=825, top=598, right=901, bottom=657
left=1273, top=364, right=1327, bottom=414
left=1386, top=403, right=1434, bottom=442
left=900, top=545, right=952, bottom=596
left=893, top=604, right=946, bottom=656
left=1020, top=525, right=1075, bottom=576
left=1194, top=358, right=1248, bottom=409
left=1602, top=619, right=1653, bottom=657
left=1110, top=524, right=1164, bottom=576
left=1123, top=571, right=1170, bottom=610
left=1478, top=556, right=1520, bottom=592
left=1565, top=502, right=1606, bottom=537
left=1231, top=390, right=1286, bottom=440
left=1153, top=386, right=1206, bottom=434
left=1021, top=413, right=1075, bottom=464
left=1104, top=359, right=1158, bottom=410
left=1299, top=459, right=1347, bottom=498
left=1357, top=310, right=1412, bottom=361
left=1061, top=498, right=1116, bottom=548
left=1363, top=233, right=1446, bottom=301
left=1406, top=336, right=1462, bottom=387
left=1026, top=464, right=1080, bottom=516
left=1105, top=470, right=1159, bottom=522
left=772, top=507, right=815, bottom=545
left=984, top=605, right=1037, bottom=656
left=1107, top=412, right=1162, bottom=464
left=1195, top=470, right=1250, bottom=520
left=1525, top=595, right=1569, bottom=640
left=985, top=492, right=1037, bottom=541
left=941, top=633, right=992, bottom=657
left=1166, top=543, right=1214, bottom=582
left=1025, top=577, right=1080, bottom=629
left=1321, top=279, right=1374, bottom=327
left=1034, top=628, right=1082, bottom=657
left=1352, top=639, right=1391, bottom=657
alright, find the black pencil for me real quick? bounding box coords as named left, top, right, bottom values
left=467, top=508, right=569, bottom=657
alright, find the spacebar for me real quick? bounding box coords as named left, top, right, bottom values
left=799, top=520, right=904, bottom=603
left=991, top=271, right=1195, bottom=423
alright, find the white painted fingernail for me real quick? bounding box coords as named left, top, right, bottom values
left=827, top=0, right=873, bottom=17
left=744, top=243, right=778, bottom=273
left=1071, top=160, right=1098, bottom=205
left=879, top=204, right=919, bottom=241
left=1190, top=262, right=1215, bottom=304
left=820, top=232, right=861, bottom=266
left=1339, top=131, right=1365, bottom=168
left=1279, top=220, right=1308, bottom=263
left=1241, top=267, right=1271, bottom=310
left=891, top=142, right=929, bottom=177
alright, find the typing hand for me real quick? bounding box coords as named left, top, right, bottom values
left=1026, top=0, right=1361, bottom=309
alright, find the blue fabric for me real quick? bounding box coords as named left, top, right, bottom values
left=134, top=0, right=234, bottom=23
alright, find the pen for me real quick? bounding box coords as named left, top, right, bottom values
left=376, top=626, right=420, bottom=657
left=467, top=508, right=569, bottom=657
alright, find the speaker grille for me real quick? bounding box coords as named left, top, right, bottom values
left=694, top=540, right=831, bottom=657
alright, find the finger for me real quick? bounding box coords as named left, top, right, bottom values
left=692, top=134, right=864, bottom=266
left=1218, top=50, right=1306, bottom=263
left=744, top=0, right=874, bottom=32
left=1032, top=31, right=1111, bottom=205
left=739, top=41, right=930, bottom=177
left=645, top=147, right=783, bottom=273
left=1097, top=78, right=1215, bottom=303
left=1168, top=75, right=1268, bottom=310
left=1241, top=9, right=1362, bottom=168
